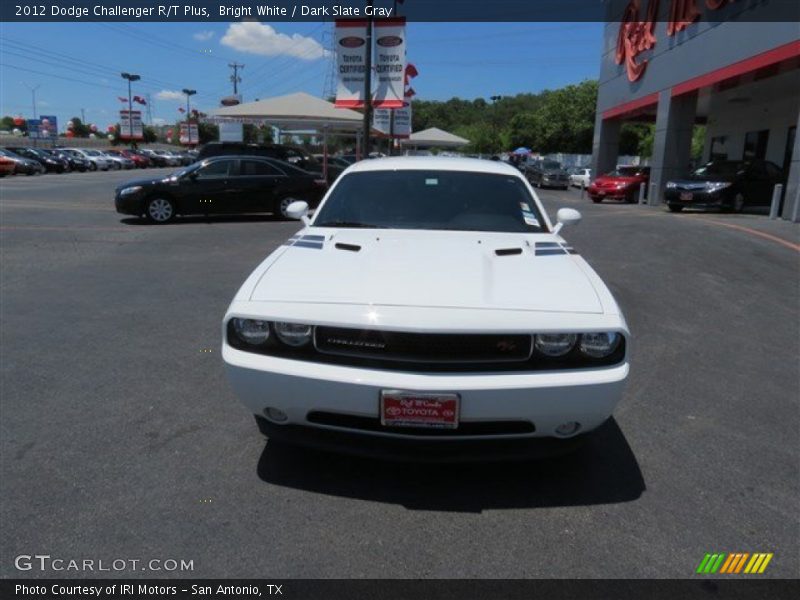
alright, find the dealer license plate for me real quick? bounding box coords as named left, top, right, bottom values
left=380, top=390, right=459, bottom=429
left=680, top=192, right=693, bottom=201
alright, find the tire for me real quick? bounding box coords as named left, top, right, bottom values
left=733, top=193, right=745, bottom=213
left=145, top=197, right=176, bottom=224
left=89, top=162, right=97, bottom=171
left=668, top=204, right=684, bottom=213
left=592, top=198, right=602, bottom=204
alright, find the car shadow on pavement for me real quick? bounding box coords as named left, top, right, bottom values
left=119, top=215, right=286, bottom=226
left=256, top=418, right=645, bottom=512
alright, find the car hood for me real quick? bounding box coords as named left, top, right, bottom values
left=250, top=230, right=603, bottom=314
left=116, top=177, right=165, bottom=190
left=678, top=174, right=735, bottom=184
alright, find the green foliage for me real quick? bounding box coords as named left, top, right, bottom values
left=67, top=117, right=90, bottom=137
left=410, top=80, right=640, bottom=155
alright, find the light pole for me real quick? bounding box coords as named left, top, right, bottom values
left=361, top=0, right=373, bottom=158
left=121, top=72, right=140, bottom=145
left=182, top=89, right=197, bottom=145
left=23, top=83, right=41, bottom=119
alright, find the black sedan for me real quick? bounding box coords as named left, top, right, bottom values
left=115, top=156, right=328, bottom=224
left=6, top=146, right=68, bottom=173
left=46, top=148, right=90, bottom=172
left=0, top=148, right=43, bottom=175
left=664, top=159, right=784, bottom=213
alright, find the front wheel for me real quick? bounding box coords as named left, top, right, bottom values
left=668, top=204, right=684, bottom=213
left=145, top=197, right=176, bottom=224
left=592, top=197, right=602, bottom=204
left=733, top=193, right=745, bottom=213
left=275, top=196, right=298, bottom=220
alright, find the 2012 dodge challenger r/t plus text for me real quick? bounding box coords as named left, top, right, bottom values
left=222, top=157, right=629, bottom=460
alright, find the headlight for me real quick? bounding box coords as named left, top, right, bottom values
left=706, top=182, right=731, bottom=193
left=232, top=318, right=270, bottom=346
left=579, top=332, right=621, bottom=358
left=666, top=181, right=677, bottom=189
left=534, top=333, right=578, bottom=357
left=274, top=322, right=313, bottom=347
left=119, top=186, right=143, bottom=196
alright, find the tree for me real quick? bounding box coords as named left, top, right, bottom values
left=67, top=117, right=90, bottom=138
left=456, top=122, right=502, bottom=154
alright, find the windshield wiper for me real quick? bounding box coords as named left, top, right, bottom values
left=315, top=221, right=388, bottom=229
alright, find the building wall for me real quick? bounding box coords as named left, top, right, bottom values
left=597, top=3, right=799, bottom=113
left=701, top=69, right=800, bottom=166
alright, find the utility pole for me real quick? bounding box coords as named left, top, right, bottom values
left=145, top=94, right=153, bottom=125
left=228, top=62, right=244, bottom=96
left=80, top=108, right=86, bottom=123
left=361, top=1, right=374, bottom=157
left=182, top=88, right=197, bottom=146
left=24, top=83, right=41, bottom=119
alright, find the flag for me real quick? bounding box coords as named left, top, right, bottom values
left=404, top=87, right=416, bottom=98
left=178, top=107, right=186, bottom=113
left=118, top=96, right=128, bottom=103
left=133, top=96, right=147, bottom=105
left=404, top=63, right=418, bottom=85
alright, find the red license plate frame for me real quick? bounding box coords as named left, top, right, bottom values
left=380, top=390, right=460, bottom=429
left=680, top=192, right=693, bottom=201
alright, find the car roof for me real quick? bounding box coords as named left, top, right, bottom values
left=345, top=156, right=524, bottom=176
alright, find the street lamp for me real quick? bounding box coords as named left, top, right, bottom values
left=121, top=72, right=140, bottom=145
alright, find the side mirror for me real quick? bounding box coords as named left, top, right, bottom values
left=286, top=200, right=309, bottom=222
left=553, top=207, right=582, bottom=234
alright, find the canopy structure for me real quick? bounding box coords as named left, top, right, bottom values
left=513, top=147, right=531, bottom=155
left=399, top=127, right=470, bottom=149
left=205, top=92, right=363, bottom=133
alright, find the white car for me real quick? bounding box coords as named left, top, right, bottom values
left=222, top=157, right=629, bottom=459
left=65, top=148, right=110, bottom=171
left=100, top=151, right=135, bottom=170
left=570, top=167, right=592, bottom=188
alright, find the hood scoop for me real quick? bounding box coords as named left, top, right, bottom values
left=335, top=242, right=361, bottom=252
left=495, top=247, right=523, bottom=256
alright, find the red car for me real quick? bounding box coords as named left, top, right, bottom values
left=116, top=149, right=151, bottom=169
left=0, top=156, right=16, bottom=177
left=587, top=166, right=650, bottom=203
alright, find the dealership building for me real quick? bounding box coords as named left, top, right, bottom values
left=592, top=0, right=800, bottom=219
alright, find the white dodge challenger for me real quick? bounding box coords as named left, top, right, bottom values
left=222, top=157, right=629, bottom=459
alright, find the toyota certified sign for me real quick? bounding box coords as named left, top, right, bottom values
left=373, top=18, right=406, bottom=108
left=334, top=20, right=368, bottom=108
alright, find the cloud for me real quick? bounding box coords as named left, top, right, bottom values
left=220, top=22, right=328, bottom=60
left=151, top=118, right=167, bottom=126
left=193, top=30, right=215, bottom=41
left=156, top=90, right=185, bottom=101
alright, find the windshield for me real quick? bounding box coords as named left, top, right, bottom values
left=541, top=160, right=561, bottom=170
left=83, top=150, right=102, bottom=156
left=691, top=161, right=744, bottom=178
left=314, top=170, right=547, bottom=233
left=607, top=167, right=643, bottom=177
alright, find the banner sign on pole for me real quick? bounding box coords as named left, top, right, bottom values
left=373, top=18, right=406, bottom=108
left=334, top=20, right=368, bottom=108
left=179, top=122, right=199, bottom=145
left=26, top=120, right=41, bottom=139
left=372, top=102, right=411, bottom=138
left=119, top=110, right=143, bottom=140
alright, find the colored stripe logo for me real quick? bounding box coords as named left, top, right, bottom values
left=534, top=242, right=578, bottom=256
left=696, top=553, right=773, bottom=574
left=283, top=234, right=325, bottom=250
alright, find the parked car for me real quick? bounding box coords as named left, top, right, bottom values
left=113, top=149, right=151, bottom=169
left=0, top=156, right=16, bottom=177
left=153, top=150, right=182, bottom=167
left=314, top=155, right=352, bottom=170
left=6, top=146, right=68, bottom=173
left=63, top=148, right=111, bottom=171
left=104, top=150, right=137, bottom=170
left=198, top=142, right=345, bottom=184
left=139, top=149, right=170, bottom=167
left=569, top=167, right=592, bottom=188
left=221, top=157, right=629, bottom=459
left=523, top=159, right=570, bottom=189
left=114, top=156, right=328, bottom=223
left=0, top=148, right=44, bottom=175
left=587, top=166, right=650, bottom=203
left=664, top=159, right=784, bottom=213
left=50, top=148, right=90, bottom=172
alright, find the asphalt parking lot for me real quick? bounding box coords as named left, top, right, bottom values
left=1, top=168, right=798, bottom=579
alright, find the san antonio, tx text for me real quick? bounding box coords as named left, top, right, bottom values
left=16, top=584, right=279, bottom=596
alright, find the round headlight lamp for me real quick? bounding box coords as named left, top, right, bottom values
left=534, top=333, right=578, bottom=357
left=274, top=322, right=313, bottom=347
left=579, top=332, right=621, bottom=358
left=232, top=318, right=270, bottom=346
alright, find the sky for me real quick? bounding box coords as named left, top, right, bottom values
left=0, top=21, right=603, bottom=131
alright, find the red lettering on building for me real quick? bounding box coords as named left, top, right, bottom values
left=615, top=0, right=660, bottom=82
left=667, top=0, right=701, bottom=35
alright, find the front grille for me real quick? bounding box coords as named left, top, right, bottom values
left=315, top=327, right=532, bottom=364
left=307, top=411, right=536, bottom=436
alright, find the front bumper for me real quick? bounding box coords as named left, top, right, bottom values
left=664, top=189, right=725, bottom=209
left=223, top=344, right=628, bottom=444
left=114, top=192, right=144, bottom=215
left=588, top=186, right=629, bottom=200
